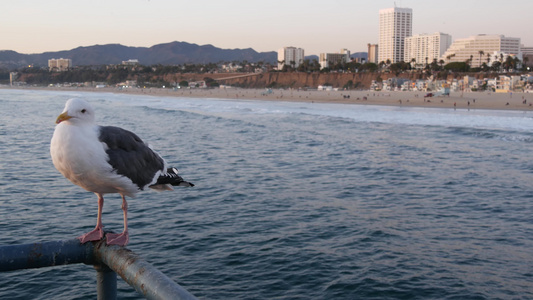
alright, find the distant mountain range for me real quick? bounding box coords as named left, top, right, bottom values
left=0, top=41, right=367, bottom=68
left=0, top=41, right=278, bottom=68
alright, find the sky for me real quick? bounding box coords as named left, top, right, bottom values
left=1, top=0, right=532, bottom=56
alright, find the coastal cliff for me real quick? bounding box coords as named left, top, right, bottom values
left=15, top=71, right=490, bottom=89
left=161, top=72, right=489, bottom=89
left=162, top=72, right=430, bottom=89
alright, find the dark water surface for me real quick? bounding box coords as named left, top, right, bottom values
left=1, top=89, right=532, bottom=299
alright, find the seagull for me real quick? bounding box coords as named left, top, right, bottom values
left=50, top=98, right=193, bottom=246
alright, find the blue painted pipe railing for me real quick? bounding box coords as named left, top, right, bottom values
left=0, top=239, right=197, bottom=300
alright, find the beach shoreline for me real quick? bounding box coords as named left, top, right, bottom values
left=4, top=85, right=533, bottom=111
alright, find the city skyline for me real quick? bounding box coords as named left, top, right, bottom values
left=1, top=0, right=532, bottom=56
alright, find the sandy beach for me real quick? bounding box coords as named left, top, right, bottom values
left=5, top=86, right=533, bottom=111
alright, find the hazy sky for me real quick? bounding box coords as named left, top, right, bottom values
left=2, top=0, right=531, bottom=56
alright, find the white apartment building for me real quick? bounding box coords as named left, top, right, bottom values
left=48, top=58, right=72, bottom=72
left=379, top=7, right=412, bottom=64
left=404, top=32, right=452, bottom=67
left=441, top=34, right=521, bottom=68
left=319, top=49, right=351, bottom=69
left=277, top=47, right=305, bottom=70
left=122, top=59, right=139, bottom=65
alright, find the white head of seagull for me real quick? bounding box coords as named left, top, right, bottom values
left=51, top=98, right=193, bottom=247
left=56, top=98, right=96, bottom=125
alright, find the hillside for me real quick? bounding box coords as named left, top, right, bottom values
left=0, top=42, right=278, bottom=68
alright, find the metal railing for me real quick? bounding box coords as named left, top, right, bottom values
left=0, top=238, right=197, bottom=300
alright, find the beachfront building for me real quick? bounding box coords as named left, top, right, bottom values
left=319, top=49, right=351, bottom=69
left=48, top=58, right=72, bottom=72
left=277, top=47, right=305, bottom=70
left=495, top=75, right=522, bottom=92
left=379, top=6, right=412, bottom=64
left=441, top=34, right=521, bottom=68
left=367, top=44, right=379, bottom=63
left=404, top=32, right=452, bottom=68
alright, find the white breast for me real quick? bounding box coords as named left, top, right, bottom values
left=50, top=123, right=138, bottom=197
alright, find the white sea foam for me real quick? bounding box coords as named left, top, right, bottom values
left=7, top=89, right=533, bottom=132
left=99, top=93, right=533, bottom=132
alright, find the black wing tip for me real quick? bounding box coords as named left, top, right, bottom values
left=176, top=181, right=195, bottom=187
left=157, top=167, right=194, bottom=187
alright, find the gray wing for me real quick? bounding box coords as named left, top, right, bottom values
left=98, top=126, right=165, bottom=190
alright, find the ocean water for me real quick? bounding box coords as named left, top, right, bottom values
left=1, top=88, right=533, bottom=299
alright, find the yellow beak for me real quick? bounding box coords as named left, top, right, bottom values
left=56, top=112, right=72, bottom=124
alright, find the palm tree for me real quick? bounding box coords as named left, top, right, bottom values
left=431, top=58, right=439, bottom=71
left=290, top=60, right=296, bottom=70
left=311, top=59, right=320, bottom=72
left=478, top=50, right=485, bottom=69
left=446, top=54, right=456, bottom=63
left=514, top=57, right=520, bottom=70
left=502, top=56, right=514, bottom=72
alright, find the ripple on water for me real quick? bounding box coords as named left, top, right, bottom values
left=1, top=90, right=532, bottom=299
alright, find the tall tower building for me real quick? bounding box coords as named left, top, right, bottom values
left=379, top=7, right=412, bottom=64
left=367, top=44, right=378, bottom=63
left=277, top=47, right=305, bottom=70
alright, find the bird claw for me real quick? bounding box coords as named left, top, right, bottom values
left=106, top=232, right=129, bottom=246
left=78, top=226, right=104, bottom=244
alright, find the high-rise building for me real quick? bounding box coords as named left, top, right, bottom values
left=367, top=44, right=379, bottom=64
left=441, top=34, right=521, bottom=68
left=277, top=47, right=305, bottom=70
left=404, top=32, right=452, bottom=67
left=379, top=7, right=412, bottom=64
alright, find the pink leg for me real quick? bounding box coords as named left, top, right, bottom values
left=106, top=194, right=129, bottom=246
left=78, top=193, right=105, bottom=243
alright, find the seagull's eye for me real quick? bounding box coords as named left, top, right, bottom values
left=81, top=109, right=87, bottom=113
